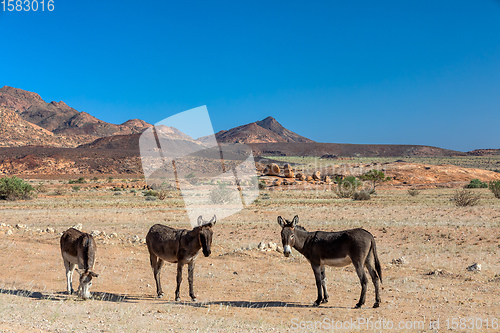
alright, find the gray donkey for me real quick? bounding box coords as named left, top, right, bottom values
left=146, top=215, right=216, bottom=301
left=60, top=228, right=99, bottom=299
left=278, top=215, right=382, bottom=308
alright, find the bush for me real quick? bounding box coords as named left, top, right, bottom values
left=143, top=190, right=159, bottom=197
left=210, top=183, right=234, bottom=204
left=69, top=177, right=86, bottom=184
left=353, top=191, right=371, bottom=201
left=489, top=181, right=500, bottom=199
left=72, top=186, right=81, bottom=191
left=464, top=179, right=488, bottom=189
left=0, top=176, right=35, bottom=200
left=407, top=188, right=421, bottom=197
left=452, top=189, right=480, bottom=207
left=185, top=172, right=196, bottom=179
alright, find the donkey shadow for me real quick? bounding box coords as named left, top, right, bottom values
left=165, top=300, right=347, bottom=309
left=0, top=288, right=141, bottom=303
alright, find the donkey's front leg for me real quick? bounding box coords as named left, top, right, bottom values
left=188, top=261, right=197, bottom=301
left=311, top=264, right=323, bottom=306
left=321, top=266, right=328, bottom=303
left=175, top=263, right=183, bottom=301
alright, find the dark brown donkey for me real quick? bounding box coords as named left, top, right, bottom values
left=60, top=228, right=99, bottom=299
left=278, top=215, right=382, bottom=308
left=146, top=215, right=216, bottom=301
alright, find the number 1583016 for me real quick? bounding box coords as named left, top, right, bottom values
left=1, top=0, right=54, bottom=12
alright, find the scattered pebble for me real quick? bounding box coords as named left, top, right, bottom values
left=467, top=263, right=481, bottom=272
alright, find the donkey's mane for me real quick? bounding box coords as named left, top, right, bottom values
left=294, top=225, right=307, bottom=231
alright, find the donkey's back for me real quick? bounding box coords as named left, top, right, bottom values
left=146, top=224, right=185, bottom=263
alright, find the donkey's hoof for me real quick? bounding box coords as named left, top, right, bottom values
left=373, top=302, right=380, bottom=308
left=321, top=298, right=328, bottom=304
left=354, top=303, right=363, bottom=309
left=191, top=297, right=197, bottom=302
left=175, top=297, right=181, bottom=302
left=313, top=301, right=321, bottom=307
left=157, top=292, right=164, bottom=299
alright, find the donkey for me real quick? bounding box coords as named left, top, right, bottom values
left=60, top=228, right=99, bottom=299
left=278, top=215, right=382, bottom=308
left=146, top=215, right=216, bottom=301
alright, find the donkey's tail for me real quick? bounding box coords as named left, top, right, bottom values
left=371, top=238, right=382, bottom=284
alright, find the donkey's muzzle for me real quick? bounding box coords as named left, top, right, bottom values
left=203, top=250, right=211, bottom=257
left=283, top=245, right=292, bottom=257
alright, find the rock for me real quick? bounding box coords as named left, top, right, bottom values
left=391, top=257, right=409, bottom=265
left=145, top=196, right=157, bottom=201
left=296, top=173, right=306, bottom=181
left=466, top=263, right=481, bottom=272
left=0, top=223, right=6, bottom=227
left=15, top=224, right=26, bottom=229
left=257, top=242, right=267, bottom=251
left=6, top=229, right=13, bottom=235
left=110, top=232, right=118, bottom=238
left=131, top=235, right=141, bottom=243
left=273, top=178, right=283, bottom=186
left=72, top=223, right=83, bottom=231
left=324, top=176, right=331, bottom=183
left=268, top=242, right=277, bottom=251
left=284, top=164, right=295, bottom=178
left=312, top=171, right=321, bottom=180
left=91, top=230, right=101, bottom=237
left=46, top=227, right=55, bottom=233
left=264, top=163, right=280, bottom=176
left=306, top=176, right=313, bottom=182
left=114, top=192, right=123, bottom=196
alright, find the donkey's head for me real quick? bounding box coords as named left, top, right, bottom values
left=78, top=269, right=99, bottom=300
left=196, top=215, right=216, bottom=257
left=277, top=215, right=299, bottom=257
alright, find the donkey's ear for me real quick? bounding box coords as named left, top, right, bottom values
left=75, top=268, right=82, bottom=276
left=197, top=215, right=204, bottom=226
left=292, top=215, right=299, bottom=227
left=209, top=215, right=216, bottom=226
left=277, top=216, right=285, bottom=228
left=90, top=271, right=99, bottom=278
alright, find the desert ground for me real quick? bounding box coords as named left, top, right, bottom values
left=0, top=172, right=499, bottom=332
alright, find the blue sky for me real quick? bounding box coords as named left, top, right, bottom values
left=1, top=0, right=499, bottom=151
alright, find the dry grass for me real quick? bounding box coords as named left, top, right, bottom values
left=0, top=181, right=499, bottom=332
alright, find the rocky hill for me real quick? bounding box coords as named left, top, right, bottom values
left=209, top=116, right=314, bottom=144
left=0, top=86, right=151, bottom=147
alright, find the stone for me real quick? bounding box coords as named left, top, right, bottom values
left=273, top=178, right=283, bottom=186
left=268, top=242, right=277, bottom=251
left=296, top=173, right=306, bottom=181
left=257, top=242, right=267, bottom=251
left=110, top=232, right=118, bottom=238
left=6, top=229, right=13, bottom=235
left=91, top=230, right=101, bottom=237
left=312, top=171, right=321, bottom=180
left=284, top=165, right=295, bottom=178
left=466, top=263, right=481, bottom=272
left=264, top=163, right=280, bottom=176
left=391, top=257, right=409, bottom=265
left=15, top=224, right=26, bottom=229
left=306, top=176, right=313, bottom=182
left=324, top=176, right=331, bottom=183
left=131, top=235, right=141, bottom=243
left=46, top=227, right=55, bottom=233
left=72, top=223, right=83, bottom=231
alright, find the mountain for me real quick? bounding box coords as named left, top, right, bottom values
left=210, top=116, right=314, bottom=144
left=0, top=107, right=73, bottom=147
left=0, top=86, right=151, bottom=147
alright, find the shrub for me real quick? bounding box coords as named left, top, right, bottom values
left=72, top=186, right=81, bottom=191
left=335, top=182, right=356, bottom=198
left=407, top=188, right=421, bottom=197
left=489, top=181, right=500, bottom=199
left=258, top=180, right=267, bottom=190
left=353, top=191, right=371, bottom=201
left=185, top=172, right=196, bottom=179
left=157, top=190, right=167, bottom=200
left=36, top=182, right=48, bottom=193
left=452, top=189, right=480, bottom=207
left=69, top=177, right=86, bottom=184
left=210, top=183, right=234, bottom=204
left=359, top=169, right=388, bottom=189
left=143, top=190, right=159, bottom=197
left=107, top=177, right=114, bottom=183
left=464, top=179, right=488, bottom=189
left=53, top=188, right=65, bottom=196
left=0, top=176, right=35, bottom=200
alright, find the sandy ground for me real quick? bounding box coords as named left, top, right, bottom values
left=0, top=186, right=499, bottom=332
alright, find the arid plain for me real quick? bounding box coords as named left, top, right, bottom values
left=1, top=171, right=499, bottom=332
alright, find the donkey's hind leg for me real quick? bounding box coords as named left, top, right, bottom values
left=64, top=259, right=76, bottom=294
left=365, top=254, right=381, bottom=308
left=353, top=261, right=368, bottom=309
left=150, top=253, right=165, bottom=298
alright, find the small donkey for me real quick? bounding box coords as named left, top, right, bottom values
left=60, top=228, right=99, bottom=299
left=278, top=215, right=382, bottom=308
left=146, top=215, right=216, bottom=301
